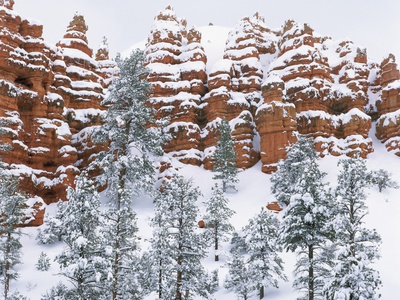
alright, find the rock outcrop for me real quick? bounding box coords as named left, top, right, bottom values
left=144, top=9, right=378, bottom=173
left=375, top=54, right=400, bottom=156
left=144, top=6, right=207, bottom=165
left=0, top=4, right=117, bottom=225
left=1, top=4, right=400, bottom=226
left=269, top=20, right=372, bottom=159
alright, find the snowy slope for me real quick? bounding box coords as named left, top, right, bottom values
left=13, top=135, right=400, bottom=299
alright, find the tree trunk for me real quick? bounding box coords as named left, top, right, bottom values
left=259, top=285, right=265, bottom=299
left=112, top=163, right=126, bottom=300
left=308, top=245, right=314, bottom=300
left=158, top=256, right=162, bottom=299
left=214, top=227, right=219, bottom=261
left=112, top=220, right=120, bottom=300
left=4, top=232, right=11, bottom=300
left=176, top=254, right=182, bottom=300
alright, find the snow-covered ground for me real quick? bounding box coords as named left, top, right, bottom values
left=13, top=129, right=400, bottom=299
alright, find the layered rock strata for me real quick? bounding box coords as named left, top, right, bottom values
left=145, top=8, right=378, bottom=173
left=375, top=54, right=400, bottom=156
left=0, top=3, right=117, bottom=224
left=1, top=3, right=400, bottom=225
left=144, top=6, right=207, bottom=165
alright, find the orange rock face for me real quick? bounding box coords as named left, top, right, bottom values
left=144, top=9, right=383, bottom=173
left=0, top=6, right=117, bottom=225
left=2, top=5, right=400, bottom=225
left=144, top=6, right=207, bottom=165
left=375, top=55, right=400, bottom=156
left=255, top=75, right=297, bottom=173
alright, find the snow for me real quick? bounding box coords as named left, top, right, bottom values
left=11, top=131, right=400, bottom=299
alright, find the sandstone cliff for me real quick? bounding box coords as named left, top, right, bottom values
left=0, top=2, right=117, bottom=224
left=144, top=7, right=383, bottom=173
left=1, top=4, right=400, bottom=225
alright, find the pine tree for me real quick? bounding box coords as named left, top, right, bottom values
left=92, top=49, right=163, bottom=194
left=36, top=252, right=51, bottom=272
left=36, top=200, right=67, bottom=245
left=100, top=193, right=144, bottom=300
left=212, top=117, right=239, bottom=192
left=271, top=136, right=335, bottom=300
left=203, top=183, right=235, bottom=261
left=224, top=253, right=254, bottom=300
left=323, top=158, right=382, bottom=300
left=91, top=49, right=164, bottom=299
left=150, top=176, right=209, bottom=300
left=0, top=174, right=29, bottom=299
left=270, top=136, right=317, bottom=207
left=370, top=168, right=398, bottom=193
left=54, top=172, right=108, bottom=299
left=242, top=208, right=287, bottom=299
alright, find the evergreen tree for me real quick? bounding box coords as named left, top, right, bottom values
left=91, top=49, right=164, bottom=299
left=54, top=172, right=108, bottom=300
left=150, top=176, right=209, bottom=300
left=242, top=208, right=287, bottom=299
left=100, top=193, right=144, bottom=300
left=212, top=117, right=239, bottom=192
left=271, top=136, right=335, bottom=300
left=224, top=253, right=254, bottom=300
left=370, top=168, right=398, bottom=193
left=0, top=174, right=29, bottom=299
left=41, top=282, right=70, bottom=300
left=36, top=252, right=51, bottom=272
left=270, top=136, right=316, bottom=207
left=92, top=49, right=163, bottom=194
left=203, top=183, right=235, bottom=261
left=324, top=158, right=382, bottom=300
left=36, top=200, right=67, bottom=245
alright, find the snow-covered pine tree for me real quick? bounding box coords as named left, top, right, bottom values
left=211, top=117, right=239, bottom=192
left=370, top=168, right=398, bottom=193
left=92, top=48, right=164, bottom=194
left=0, top=174, right=29, bottom=299
left=224, top=253, right=254, bottom=300
left=203, top=183, right=235, bottom=261
left=36, top=252, right=51, bottom=272
left=270, top=136, right=316, bottom=208
left=91, top=49, right=164, bottom=300
left=150, top=175, right=209, bottom=300
left=323, top=158, right=382, bottom=300
left=36, top=200, right=67, bottom=245
left=100, top=192, right=145, bottom=300
left=54, top=171, right=109, bottom=299
left=271, top=136, right=335, bottom=300
left=242, top=208, right=287, bottom=299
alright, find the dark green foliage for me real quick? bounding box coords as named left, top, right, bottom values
left=203, top=183, right=235, bottom=261
left=323, top=158, right=382, bottom=299
left=150, top=176, right=209, bottom=300
left=0, top=174, right=29, bottom=299
left=36, top=252, right=51, bottom=272
left=370, top=169, right=398, bottom=192
left=212, top=117, right=239, bottom=192
left=271, top=136, right=335, bottom=300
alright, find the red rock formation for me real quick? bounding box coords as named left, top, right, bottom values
left=145, top=6, right=207, bottom=165
left=375, top=55, right=400, bottom=156
left=255, top=74, right=297, bottom=173
left=0, top=6, right=117, bottom=225
left=269, top=20, right=372, bottom=159
left=203, top=14, right=270, bottom=169
left=145, top=11, right=379, bottom=172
